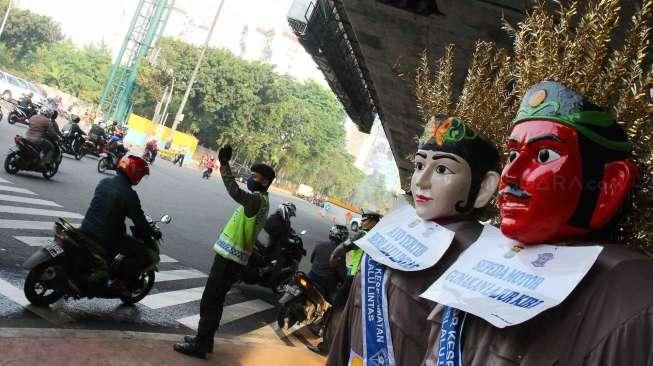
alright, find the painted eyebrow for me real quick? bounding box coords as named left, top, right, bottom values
left=526, top=134, right=562, bottom=144
left=432, top=154, right=461, bottom=163
left=415, top=152, right=427, bottom=159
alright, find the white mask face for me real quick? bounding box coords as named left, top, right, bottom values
left=410, top=149, right=473, bottom=220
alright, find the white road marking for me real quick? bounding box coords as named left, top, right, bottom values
left=0, top=278, right=74, bottom=325
left=0, top=186, right=36, bottom=195
left=0, top=220, right=56, bottom=230
left=0, top=177, right=12, bottom=184
left=0, top=205, right=83, bottom=219
left=13, top=236, right=52, bottom=247
left=159, top=254, right=178, bottom=263
left=0, top=194, right=62, bottom=207
left=177, top=299, right=275, bottom=330
left=0, top=220, right=78, bottom=230
left=154, top=269, right=207, bottom=283
left=140, top=287, right=240, bottom=309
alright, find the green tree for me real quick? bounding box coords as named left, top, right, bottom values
left=26, top=41, right=112, bottom=103
left=132, top=37, right=361, bottom=199
left=0, top=0, right=63, bottom=60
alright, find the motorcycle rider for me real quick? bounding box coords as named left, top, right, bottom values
left=309, top=224, right=348, bottom=297
left=80, top=155, right=152, bottom=293
left=24, top=105, right=62, bottom=166
left=259, top=202, right=297, bottom=279
left=18, top=92, right=36, bottom=117
left=203, top=157, right=216, bottom=178
left=144, top=139, right=158, bottom=163
left=329, top=211, right=382, bottom=277
left=305, top=224, right=349, bottom=355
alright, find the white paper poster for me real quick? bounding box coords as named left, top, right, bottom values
left=420, top=225, right=602, bottom=328
left=354, top=203, right=455, bottom=271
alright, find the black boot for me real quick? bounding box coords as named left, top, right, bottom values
left=183, top=335, right=214, bottom=353
left=173, top=335, right=210, bottom=359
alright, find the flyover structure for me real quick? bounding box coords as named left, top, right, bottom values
left=288, top=0, right=640, bottom=187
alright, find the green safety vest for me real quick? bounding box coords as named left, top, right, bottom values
left=347, top=229, right=368, bottom=276
left=213, top=194, right=269, bottom=265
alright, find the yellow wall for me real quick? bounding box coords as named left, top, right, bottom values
left=125, top=114, right=198, bottom=157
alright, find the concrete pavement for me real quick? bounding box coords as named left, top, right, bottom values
left=0, top=328, right=326, bottom=365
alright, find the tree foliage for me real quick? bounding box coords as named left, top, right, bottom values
left=133, top=37, right=364, bottom=199
left=0, top=0, right=63, bottom=59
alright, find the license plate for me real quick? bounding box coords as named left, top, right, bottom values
left=45, top=243, right=64, bottom=257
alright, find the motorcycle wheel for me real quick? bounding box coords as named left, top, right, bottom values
left=24, top=262, right=64, bottom=307
left=7, top=111, right=18, bottom=124
left=120, top=270, right=155, bottom=305
left=74, top=145, right=85, bottom=160
left=97, top=157, right=111, bottom=174
left=42, top=162, right=58, bottom=179
left=4, top=151, right=20, bottom=174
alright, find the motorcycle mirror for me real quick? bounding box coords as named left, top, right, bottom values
left=160, top=214, right=172, bottom=224
left=300, top=230, right=307, bottom=235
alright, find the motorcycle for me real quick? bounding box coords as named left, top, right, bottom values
left=143, top=146, right=157, bottom=164
left=277, top=271, right=339, bottom=353
left=61, top=128, right=86, bottom=160
left=97, top=137, right=128, bottom=174
left=23, top=214, right=172, bottom=306
left=241, top=228, right=307, bottom=293
left=4, top=135, right=62, bottom=179
left=7, top=103, right=37, bottom=125
left=202, top=168, right=213, bottom=179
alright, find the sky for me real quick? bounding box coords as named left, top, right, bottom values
left=15, top=0, right=298, bottom=58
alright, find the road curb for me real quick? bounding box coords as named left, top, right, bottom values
left=0, top=327, right=285, bottom=347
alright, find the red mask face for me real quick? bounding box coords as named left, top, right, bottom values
left=499, top=120, right=588, bottom=244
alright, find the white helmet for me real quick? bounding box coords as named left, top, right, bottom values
left=278, top=202, right=297, bottom=221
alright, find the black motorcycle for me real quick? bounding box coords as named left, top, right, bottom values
left=277, top=271, right=340, bottom=353
left=97, top=138, right=128, bottom=174
left=61, top=128, right=86, bottom=160
left=4, top=135, right=62, bottom=179
left=7, top=103, right=37, bottom=125
left=143, top=147, right=157, bottom=164
left=23, top=214, right=172, bottom=306
left=241, top=229, right=307, bottom=293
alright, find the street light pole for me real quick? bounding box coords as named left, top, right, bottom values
left=171, top=0, right=225, bottom=131
left=0, top=0, right=13, bottom=41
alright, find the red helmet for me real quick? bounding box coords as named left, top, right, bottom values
left=118, top=155, right=149, bottom=184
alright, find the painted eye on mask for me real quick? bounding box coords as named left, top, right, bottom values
left=434, top=165, right=454, bottom=175
left=536, top=148, right=561, bottom=164
left=507, top=150, right=519, bottom=163
left=415, top=161, right=424, bottom=170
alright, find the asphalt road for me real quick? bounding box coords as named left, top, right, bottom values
left=0, top=114, right=335, bottom=345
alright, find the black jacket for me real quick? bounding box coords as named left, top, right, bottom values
left=80, top=173, right=150, bottom=245
left=264, top=211, right=291, bottom=242
left=308, top=240, right=346, bottom=296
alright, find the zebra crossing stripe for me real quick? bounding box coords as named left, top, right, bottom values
left=0, top=220, right=79, bottom=230
left=176, top=299, right=275, bottom=330
left=0, top=278, right=74, bottom=325
left=13, top=236, right=52, bottom=247
left=0, top=220, right=56, bottom=230
left=0, top=177, right=12, bottom=184
left=159, top=254, right=178, bottom=263
left=0, top=205, right=83, bottom=219
left=140, top=287, right=240, bottom=309
left=154, top=269, right=207, bottom=283
left=0, top=194, right=62, bottom=207
left=0, top=186, right=36, bottom=195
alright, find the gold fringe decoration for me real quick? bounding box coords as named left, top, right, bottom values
left=411, top=0, right=652, bottom=250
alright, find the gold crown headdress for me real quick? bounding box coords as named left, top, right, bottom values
left=412, top=0, right=652, bottom=251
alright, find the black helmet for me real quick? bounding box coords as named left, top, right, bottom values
left=361, top=211, right=382, bottom=222
left=71, top=115, right=80, bottom=123
left=278, top=202, right=297, bottom=221
left=329, top=224, right=349, bottom=243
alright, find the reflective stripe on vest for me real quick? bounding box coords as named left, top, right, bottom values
left=213, top=194, right=269, bottom=265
